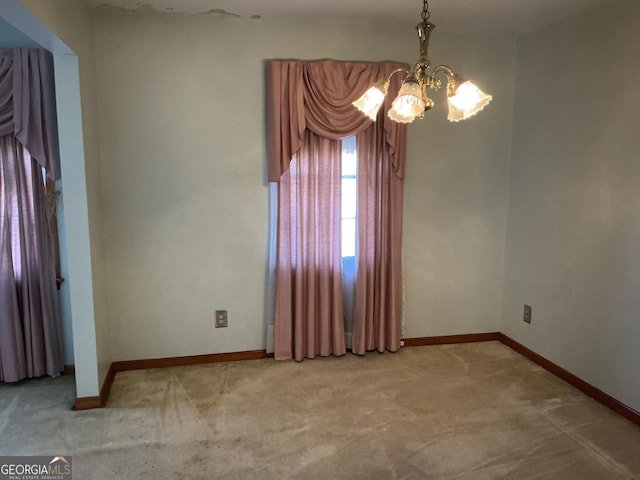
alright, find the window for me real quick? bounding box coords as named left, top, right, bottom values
left=341, top=136, right=357, bottom=258
left=341, top=136, right=357, bottom=340
left=45, top=175, right=63, bottom=289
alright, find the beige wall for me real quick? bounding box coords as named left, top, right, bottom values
left=92, top=12, right=515, bottom=361
left=403, top=34, right=515, bottom=338
left=502, top=0, right=640, bottom=411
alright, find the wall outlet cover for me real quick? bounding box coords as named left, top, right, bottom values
left=215, top=310, right=228, bottom=328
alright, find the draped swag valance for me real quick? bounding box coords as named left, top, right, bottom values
left=0, top=48, right=60, bottom=180
left=266, top=60, right=409, bottom=182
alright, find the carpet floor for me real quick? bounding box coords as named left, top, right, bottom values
left=1, top=341, right=639, bottom=479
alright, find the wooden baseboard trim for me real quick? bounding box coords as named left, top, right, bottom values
left=72, top=336, right=639, bottom=427
left=72, top=349, right=272, bottom=410
left=497, top=333, right=640, bottom=427
left=403, top=332, right=500, bottom=347
left=100, top=363, right=117, bottom=405
left=112, top=349, right=273, bottom=372
left=72, top=396, right=103, bottom=410
left=72, top=363, right=115, bottom=411
left=62, top=365, right=75, bottom=376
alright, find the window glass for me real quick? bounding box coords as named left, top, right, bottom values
left=341, top=136, right=357, bottom=258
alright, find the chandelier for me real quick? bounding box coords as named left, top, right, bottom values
left=353, top=0, right=492, bottom=123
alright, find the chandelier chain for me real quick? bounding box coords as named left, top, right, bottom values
left=421, top=0, right=431, bottom=21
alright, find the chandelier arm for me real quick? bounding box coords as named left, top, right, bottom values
left=375, top=68, right=411, bottom=93
left=430, top=64, right=456, bottom=79
left=385, top=68, right=411, bottom=82
left=428, top=65, right=463, bottom=93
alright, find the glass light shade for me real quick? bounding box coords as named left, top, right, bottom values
left=388, top=80, right=425, bottom=124
left=352, top=84, right=387, bottom=121
left=447, top=80, right=492, bottom=122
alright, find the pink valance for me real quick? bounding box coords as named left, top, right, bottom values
left=267, top=60, right=408, bottom=182
left=0, top=48, right=60, bottom=180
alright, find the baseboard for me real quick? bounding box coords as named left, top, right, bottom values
left=403, top=332, right=639, bottom=427
left=72, top=363, right=115, bottom=411
left=496, top=333, right=640, bottom=427
left=62, top=365, right=75, bottom=375
left=72, top=396, right=103, bottom=410
left=71, top=336, right=640, bottom=427
left=100, top=363, right=117, bottom=406
left=403, top=332, right=500, bottom=347
left=111, top=349, right=273, bottom=372
left=73, top=349, right=272, bottom=410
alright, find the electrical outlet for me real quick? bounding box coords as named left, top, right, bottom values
left=523, top=304, right=532, bottom=324
left=215, top=310, right=228, bottom=328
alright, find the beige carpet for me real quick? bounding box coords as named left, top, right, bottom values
left=1, top=341, right=639, bottom=479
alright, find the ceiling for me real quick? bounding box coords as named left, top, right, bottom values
left=85, top=0, right=616, bottom=34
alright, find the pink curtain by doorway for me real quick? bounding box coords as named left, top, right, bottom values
left=267, top=60, right=407, bottom=360
left=0, top=137, right=63, bottom=382
left=0, top=48, right=63, bottom=382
